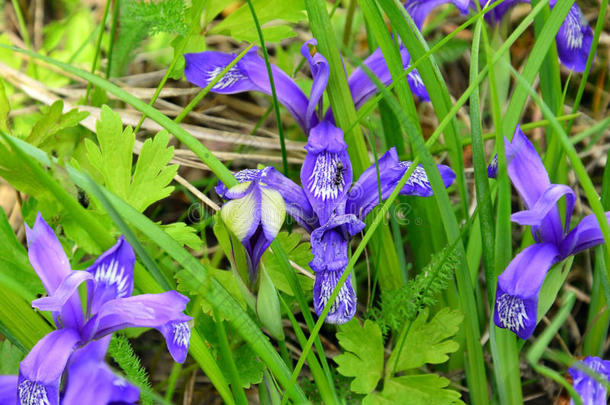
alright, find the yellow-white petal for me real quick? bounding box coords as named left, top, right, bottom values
left=260, top=187, right=286, bottom=239
left=221, top=183, right=257, bottom=241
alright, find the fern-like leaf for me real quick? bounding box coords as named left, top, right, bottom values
left=108, top=334, right=153, bottom=405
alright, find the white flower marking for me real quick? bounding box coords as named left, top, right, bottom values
left=172, top=322, right=191, bottom=347
left=496, top=293, right=529, bottom=333
left=317, top=272, right=354, bottom=319
left=407, top=69, right=425, bottom=89
left=564, top=6, right=586, bottom=50
left=235, top=169, right=261, bottom=183
left=308, top=152, right=344, bottom=201
left=18, top=380, right=51, bottom=405
left=94, top=259, right=129, bottom=298
left=399, top=161, right=431, bottom=191
left=206, top=66, right=247, bottom=90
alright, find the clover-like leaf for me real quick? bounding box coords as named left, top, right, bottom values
left=334, top=319, right=384, bottom=395
left=387, top=308, right=463, bottom=374
left=363, top=375, right=464, bottom=405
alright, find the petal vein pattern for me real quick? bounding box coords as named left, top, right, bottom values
left=207, top=65, right=247, bottom=90
left=496, top=293, right=529, bottom=333
left=308, top=152, right=344, bottom=201
left=18, top=380, right=51, bottom=405
left=94, top=260, right=129, bottom=298
left=172, top=321, right=191, bottom=348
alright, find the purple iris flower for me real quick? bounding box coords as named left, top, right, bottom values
left=215, top=169, right=288, bottom=282
left=0, top=214, right=192, bottom=405
left=568, top=356, right=610, bottom=405
left=185, top=39, right=455, bottom=323
left=184, top=39, right=429, bottom=135
left=490, top=127, right=610, bottom=339
left=404, top=0, right=594, bottom=72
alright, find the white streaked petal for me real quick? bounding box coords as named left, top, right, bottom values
left=307, top=152, right=344, bottom=202
left=496, top=293, right=529, bottom=333
left=206, top=65, right=248, bottom=90
left=18, top=380, right=51, bottom=405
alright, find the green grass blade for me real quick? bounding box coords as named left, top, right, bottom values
left=501, top=0, right=574, bottom=138
left=246, top=0, right=289, bottom=175
left=378, top=0, right=469, bottom=219
left=214, top=310, right=249, bottom=405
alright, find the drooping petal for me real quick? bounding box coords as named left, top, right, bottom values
left=184, top=49, right=310, bottom=131
left=260, top=167, right=319, bottom=232
left=494, top=243, right=560, bottom=339
left=26, top=213, right=84, bottom=330
left=346, top=147, right=404, bottom=219
left=568, top=356, right=610, bottom=405
left=553, top=1, right=593, bottom=72
left=0, top=375, right=17, bottom=404
left=403, top=0, right=471, bottom=29
left=559, top=212, right=610, bottom=258
left=310, top=213, right=366, bottom=273
left=301, top=39, right=329, bottom=131
left=510, top=184, right=576, bottom=245
left=31, top=270, right=92, bottom=312
left=86, top=236, right=136, bottom=316
left=83, top=291, right=190, bottom=341
left=157, top=319, right=192, bottom=364
left=505, top=126, right=551, bottom=209
left=63, top=337, right=139, bottom=405
left=313, top=270, right=357, bottom=324
left=301, top=121, right=353, bottom=223
left=18, top=328, right=81, bottom=405
left=243, top=227, right=274, bottom=282
left=398, top=161, right=455, bottom=197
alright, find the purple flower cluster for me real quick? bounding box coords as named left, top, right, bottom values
left=404, top=0, right=594, bottom=72
left=0, top=214, right=192, bottom=405
left=185, top=40, right=455, bottom=324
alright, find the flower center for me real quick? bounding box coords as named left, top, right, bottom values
left=308, top=152, right=344, bottom=201
left=206, top=66, right=247, bottom=90
left=18, top=380, right=50, bottom=405
left=496, top=293, right=529, bottom=333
